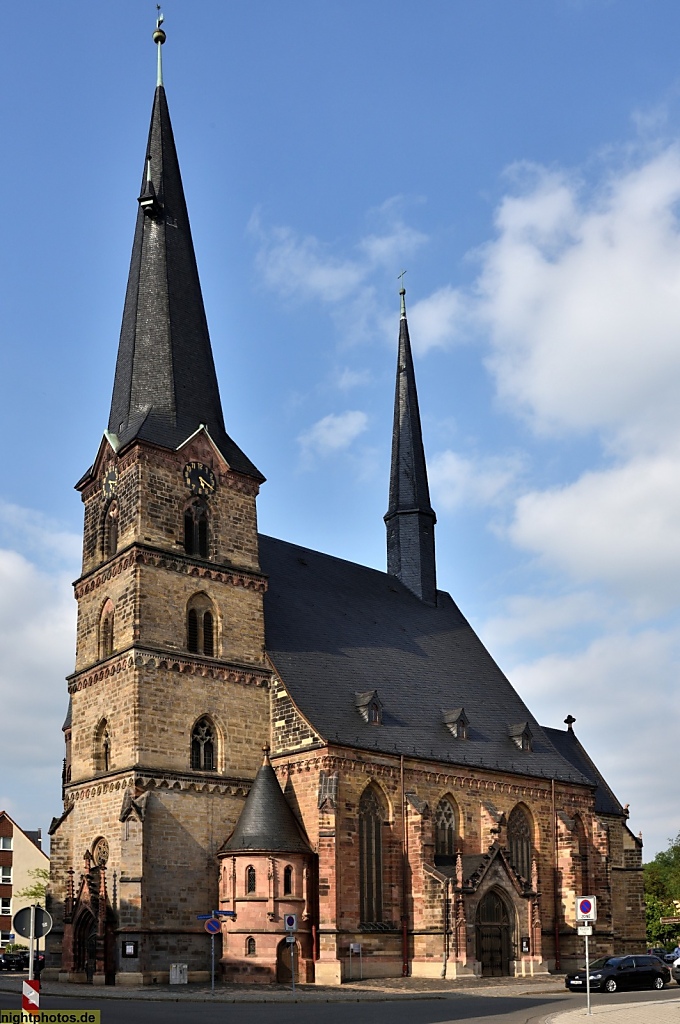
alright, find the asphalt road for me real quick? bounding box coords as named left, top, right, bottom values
left=1, top=987, right=679, bottom=1024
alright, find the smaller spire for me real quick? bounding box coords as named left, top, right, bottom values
left=262, top=744, right=271, bottom=766
left=153, top=6, right=166, bottom=87
left=398, top=269, right=407, bottom=318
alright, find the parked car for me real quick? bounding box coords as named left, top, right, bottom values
left=565, top=954, right=670, bottom=993
left=0, top=952, right=26, bottom=972
left=671, top=959, right=680, bottom=984
left=648, top=947, right=669, bottom=960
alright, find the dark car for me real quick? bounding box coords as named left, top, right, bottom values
left=0, top=952, right=26, bottom=972
left=566, top=954, right=670, bottom=993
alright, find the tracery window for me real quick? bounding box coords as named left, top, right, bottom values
left=186, top=594, right=216, bottom=656
left=99, top=600, right=115, bottom=659
left=246, top=865, right=256, bottom=894
left=104, top=501, right=119, bottom=558
left=184, top=500, right=209, bottom=558
left=574, top=816, right=589, bottom=895
left=95, top=719, right=111, bottom=772
left=359, top=784, right=386, bottom=924
left=191, top=717, right=216, bottom=771
left=246, top=936, right=256, bottom=956
left=435, top=797, right=457, bottom=858
left=508, top=805, right=533, bottom=881
left=283, top=865, right=293, bottom=895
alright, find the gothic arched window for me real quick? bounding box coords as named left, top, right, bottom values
left=435, top=797, right=457, bottom=859
left=246, top=936, right=256, bottom=956
left=246, top=865, right=256, bottom=894
left=104, top=501, right=119, bottom=558
left=283, top=865, right=293, bottom=895
left=508, top=805, right=533, bottom=881
left=191, top=717, right=216, bottom=771
left=184, top=500, right=209, bottom=558
left=574, top=816, right=589, bottom=895
left=186, top=594, right=216, bottom=656
left=359, top=784, right=387, bottom=924
left=99, top=600, right=115, bottom=659
left=95, top=719, right=111, bottom=772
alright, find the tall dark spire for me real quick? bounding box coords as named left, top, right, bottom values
left=384, top=287, right=437, bottom=603
left=107, top=24, right=263, bottom=481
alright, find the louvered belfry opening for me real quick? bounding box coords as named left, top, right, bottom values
left=184, top=500, right=209, bottom=558
left=186, top=595, right=216, bottom=656
left=359, top=784, right=385, bottom=925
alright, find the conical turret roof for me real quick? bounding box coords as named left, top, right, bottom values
left=223, top=752, right=312, bottom=853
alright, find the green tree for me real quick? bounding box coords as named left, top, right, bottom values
left=644, top=831, right=680, bottom=946
left=13, top=867, right=50, bottom=903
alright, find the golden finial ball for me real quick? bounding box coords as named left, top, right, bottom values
left=153, top=28, right=166, bottom=45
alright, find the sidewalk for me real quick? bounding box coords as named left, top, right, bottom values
left=547, top=996, right=680, bottom=1024
left=0, top=972, right=565, bottom=1003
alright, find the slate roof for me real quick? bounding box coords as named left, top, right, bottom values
left=222, top=756, right=312, bottom=853
left=544, top=726, right=623, bottom=816
left=108, top=84, right=263, bottom=481
left=259, top=534, right=594, bottom=787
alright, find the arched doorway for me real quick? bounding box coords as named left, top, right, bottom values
left=73, top=910, right=97, bottom=983
left=476, top=890, right=513, bottom=977
left=276, top=937, right=301, bottom=984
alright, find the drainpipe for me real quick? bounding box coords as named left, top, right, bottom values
left=552, top=779, right=561, bottom=969
left=401, top=755, right=408, bottom=976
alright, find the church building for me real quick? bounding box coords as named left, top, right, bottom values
left=45, top=24, right=645, bottom=986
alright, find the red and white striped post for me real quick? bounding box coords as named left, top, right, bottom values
left=22, top=977, right=39, bottom=1016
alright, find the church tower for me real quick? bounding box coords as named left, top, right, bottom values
left=47, top=22, right=270, bottom=985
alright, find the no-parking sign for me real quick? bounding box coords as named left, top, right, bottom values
left=576, top=896, right=597, bottom=921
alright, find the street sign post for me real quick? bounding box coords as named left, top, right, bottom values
left=576, top=897, right=597, bottom=1016
left=284, top=913, right=297, bottom=992
left=349, top=942, right=362, bottom=980
left=14, top=905, right=52, bottom=1015
left=196, top=910, right=236, bottom=992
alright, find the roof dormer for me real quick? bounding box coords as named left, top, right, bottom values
left=442, top=707, right=469, bottom=739
left=508, top=722, right=533, bottom=752
left=355, top=690, right=383, bottom=725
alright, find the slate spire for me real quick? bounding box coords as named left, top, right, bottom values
left=384, top=287, right=437, bottom=603
left=107, top=23, right=263, bottom=481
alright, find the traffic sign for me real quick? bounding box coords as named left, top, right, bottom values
left=13, top=908, right=52, bottom=940
left=204, top=918, right=221, bottom=935
left=660, top=917, right=680, bottom=924
left=284, top=913, right=297, bottom=931
left=576, top=896, right=597, bottom=922
left=285, top=934, right=295, bottom=944
left=577, top=925, right=593, bottom=936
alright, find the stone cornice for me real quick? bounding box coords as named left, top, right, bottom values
left=68, top=645, right=272, bottom=694
left=273, top=749, right=595, bottom=809
left=73, top=542, right=267, bottom=599
left=64, top=767, right=253, bottom=806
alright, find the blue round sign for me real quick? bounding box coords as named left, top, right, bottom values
left=205, top=917, right=221, bottom=934
left=579, top=899, right=592, bottom=915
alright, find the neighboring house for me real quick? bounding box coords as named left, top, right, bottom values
left=45, top=24, right=645, bottom=986
left=0, top=812, right=49, bottom=946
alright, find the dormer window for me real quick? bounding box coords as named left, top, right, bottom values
left=355, top=690, right=383, bottom=725
left=442, top=708, right=469, bottom=740
left=508, top=722, right=533, bottom=752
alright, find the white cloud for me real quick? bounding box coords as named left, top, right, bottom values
left=298, top=410, right=368, bottom=460
left=509, top=454, right=680, bottom=614
left=407, top=286, right=469, bottom=354
left=429, top=449, right=522, bottom=511
left=481, top=591, right=610, bottom=652
left=471, top=149, right=680, bottom=452
left=336, top=367, right=372, bottom=390
left=508, top=626, right=680, bottom=857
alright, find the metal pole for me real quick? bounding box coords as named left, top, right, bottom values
left=359, top=946, right=363, bottom=981
left=211, top=932, right=215, bottom=992
left=291, top=940, right=295, bottom=994
left=585, top=932, right=591, bottom=1016
left=28, top=905, right=35, bottom=983
left=349, top=945, right=352, bottom=980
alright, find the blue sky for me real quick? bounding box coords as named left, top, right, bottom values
left=2, top=0, right=680, bottom=859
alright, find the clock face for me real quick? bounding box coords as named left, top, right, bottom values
left=102, top=467, right=118, bottom=498
left=183, top=462, right=217, bottom=497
